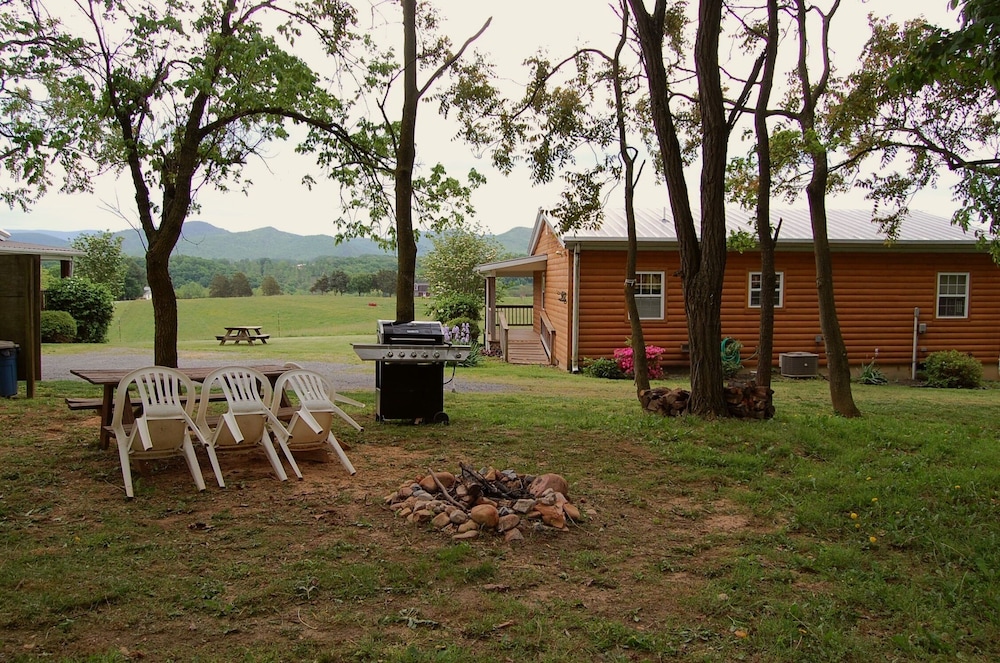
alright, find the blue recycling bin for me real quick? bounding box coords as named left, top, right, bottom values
left=0, top=341, right=18, bottom=397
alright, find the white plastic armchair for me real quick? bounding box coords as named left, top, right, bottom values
left=270, top=368, right=360, bottom=478
left=195, top=366, right=290, bottom=486
left=111, top=366, right=212, bottom=498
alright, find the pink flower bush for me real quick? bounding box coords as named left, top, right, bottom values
left=613, top=345, right=666, bottom=379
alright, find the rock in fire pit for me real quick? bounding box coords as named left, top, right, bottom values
left=384, top=463, right=586, bottom=542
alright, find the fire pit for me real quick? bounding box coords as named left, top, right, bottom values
left=384, top=464, right=588, bottom=542
left=352, top=320, right=470, bottom=423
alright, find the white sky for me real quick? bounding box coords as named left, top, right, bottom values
left=1, top=0, right=962, bottom=237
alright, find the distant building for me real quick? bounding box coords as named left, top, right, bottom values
left=414, top=281, right=430, bottom=298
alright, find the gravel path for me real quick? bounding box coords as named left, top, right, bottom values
left=43, top=348, right=513, bottom=393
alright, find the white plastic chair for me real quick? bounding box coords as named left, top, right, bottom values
left=270, top=368, right=361, bottom=478
left=195, top=366, right=290, bottom=486
left=111, top=366, right=212, bottom=498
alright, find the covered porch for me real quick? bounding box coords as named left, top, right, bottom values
left=477, top=254, right=553, bottom=366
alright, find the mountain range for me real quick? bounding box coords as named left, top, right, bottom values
left=8, top=221, right=533, bottom=261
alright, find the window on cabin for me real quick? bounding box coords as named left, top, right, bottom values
left=635, top=272, right=664, bottom=319
left=937, top=272, right=969, bottom=318
left=749, top=272, right=784, bottom=308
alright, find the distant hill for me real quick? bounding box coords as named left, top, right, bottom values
left=8, top=221, right=532, bottom=261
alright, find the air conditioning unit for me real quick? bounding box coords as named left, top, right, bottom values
left=779, top=352, right=819, bottom=378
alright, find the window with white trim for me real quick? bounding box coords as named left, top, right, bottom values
left=635, top=272, right=664, bottom=320
left=937, top=272, right=969, bottom=318
left=749, top=271, right=783, bottom=308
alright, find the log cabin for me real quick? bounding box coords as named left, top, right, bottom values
left=477, top=208, right=1000, bottom=380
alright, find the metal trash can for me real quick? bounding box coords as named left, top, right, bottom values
left=0, top=341, right=18, bottom=397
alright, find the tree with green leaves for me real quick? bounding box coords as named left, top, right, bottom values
left=11, top=0, right=356, bottom=366
left=209, top=274, right=231, bottom=299
left=230, top=272, right=253, bottom=298
left=260, top=275, right=281, bottom=296
left=71, top=230, right=128, bottom=300
left=423, top=228, right=502, bottom=302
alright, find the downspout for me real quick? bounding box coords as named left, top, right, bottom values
left=571, top=243, right=581, bottom=373
left=911, top=307, right=920, bottom=381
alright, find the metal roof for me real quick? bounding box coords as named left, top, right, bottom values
left=0, top=237, right=83, bottom=260
left=552, top=207, right=981, bottom=248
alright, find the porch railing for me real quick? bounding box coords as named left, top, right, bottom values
left=540, top=311, right=555, bottom=364
left=496, top=304, right=532, bottom=326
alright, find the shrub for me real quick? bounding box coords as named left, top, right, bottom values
left=858, top=349, right=887, bottom=385
left=45, top=277, right=114, bottom=343
left=923, top=350, right=983, bottom=389
left=40, top=310, right=77, bottom=343
left=427, top=293, right=481, bottom=322
left=613, top=345, right=666, bottom=380
left=583, top=357, right=627, bottom=380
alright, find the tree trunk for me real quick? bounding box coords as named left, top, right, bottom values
left=806, top=172, right=860, bottom=416
left=613, top=1, right=649, bottom=396
left=394, top=0, right=418, bottom=323
left=754, top=0, right=780, bottom=389
left=794, top=0, right=860, bottom=417
left=146, top=235, right=178, bottom=367
left=628, top=0, right=728, bottom=417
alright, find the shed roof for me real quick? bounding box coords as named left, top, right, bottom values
left=0, top=233, right=84, bottom=261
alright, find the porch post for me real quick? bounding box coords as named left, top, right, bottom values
left=484, top=275, right=496, bottom=345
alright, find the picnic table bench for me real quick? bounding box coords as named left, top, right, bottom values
left=217, top=326, right=270, bottom=345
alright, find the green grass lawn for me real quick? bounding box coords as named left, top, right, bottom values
left=3, top=296, right=998, bottom=661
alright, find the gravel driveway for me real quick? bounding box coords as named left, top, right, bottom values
left=43, top=348, right=513, bottom=394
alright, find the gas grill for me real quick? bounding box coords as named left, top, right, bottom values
left=352, top=320, right=470, bottom=423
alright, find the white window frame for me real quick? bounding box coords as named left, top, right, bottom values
left=936, top=272, right=969, bottom=319
left=634, top=271, right=664, bottom=320
left=748, top=271, right=784, bottom=308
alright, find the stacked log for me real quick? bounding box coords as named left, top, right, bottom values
left=640, top=381, right=774, bottom=419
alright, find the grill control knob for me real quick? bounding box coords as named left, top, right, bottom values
left=433, top=351, right=440, bottom=359
left=386, top=351, right=393, bottom=358
left=410, top=351, right=417, bottom=358
left=421, top=351, right=429, bottom=358
left=455, top=352, right=463, bottom=359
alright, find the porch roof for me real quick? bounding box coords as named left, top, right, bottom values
left=476, top=254, right=548, bottom=277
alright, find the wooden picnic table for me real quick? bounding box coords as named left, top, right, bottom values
left=70, top=364, right=292, bottom=450
left=217, top=325, right=270, bottom=345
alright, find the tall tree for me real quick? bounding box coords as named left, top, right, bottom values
left=790, top=0, right=860, bottom=416
left=71, top=230, right=128, bottom=300
left=19, top=0, right=356, bottom=366
left=303, top=1, right=491, bottom=323
left=628, top=0, right=729, bottom=416
left=423, top=228, right=502, bottom=301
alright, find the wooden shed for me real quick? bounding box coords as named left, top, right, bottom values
left=0, top=230, right=82, bottom=397
left=479, top=208, right=1000, bottom=380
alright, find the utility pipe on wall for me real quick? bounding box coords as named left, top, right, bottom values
left=571, top=244, right=581, bottom=373
left=911, top=307, right=920, bottom=381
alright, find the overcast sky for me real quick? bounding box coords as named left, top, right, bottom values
left=1, top=0, right=962, bottom=237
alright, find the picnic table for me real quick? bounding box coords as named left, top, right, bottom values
left=217, top=325, right=270, bottom=345
left=70, top=364, right=291, bottom=449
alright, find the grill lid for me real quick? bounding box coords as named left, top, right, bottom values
left=377, top=319, right=447, bottom=344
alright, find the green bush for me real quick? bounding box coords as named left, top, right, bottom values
left=45, top=277, right=115, bottom=343
left=922, top=350, right=983, bottom=389
left=40, top=310, right=77, bottom=343
left=583, top=357, right=627, bottom=380
left=427, top=293, right=481, bottom=322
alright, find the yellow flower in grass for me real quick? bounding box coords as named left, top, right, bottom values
left=869, top=536, right=877, bottom=543
left=871, top=497, right=878, bottom=503
left=850, top=512, right=858, bottom=520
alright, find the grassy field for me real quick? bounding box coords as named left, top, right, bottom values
left=2, top=296, right=998, bottom=661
